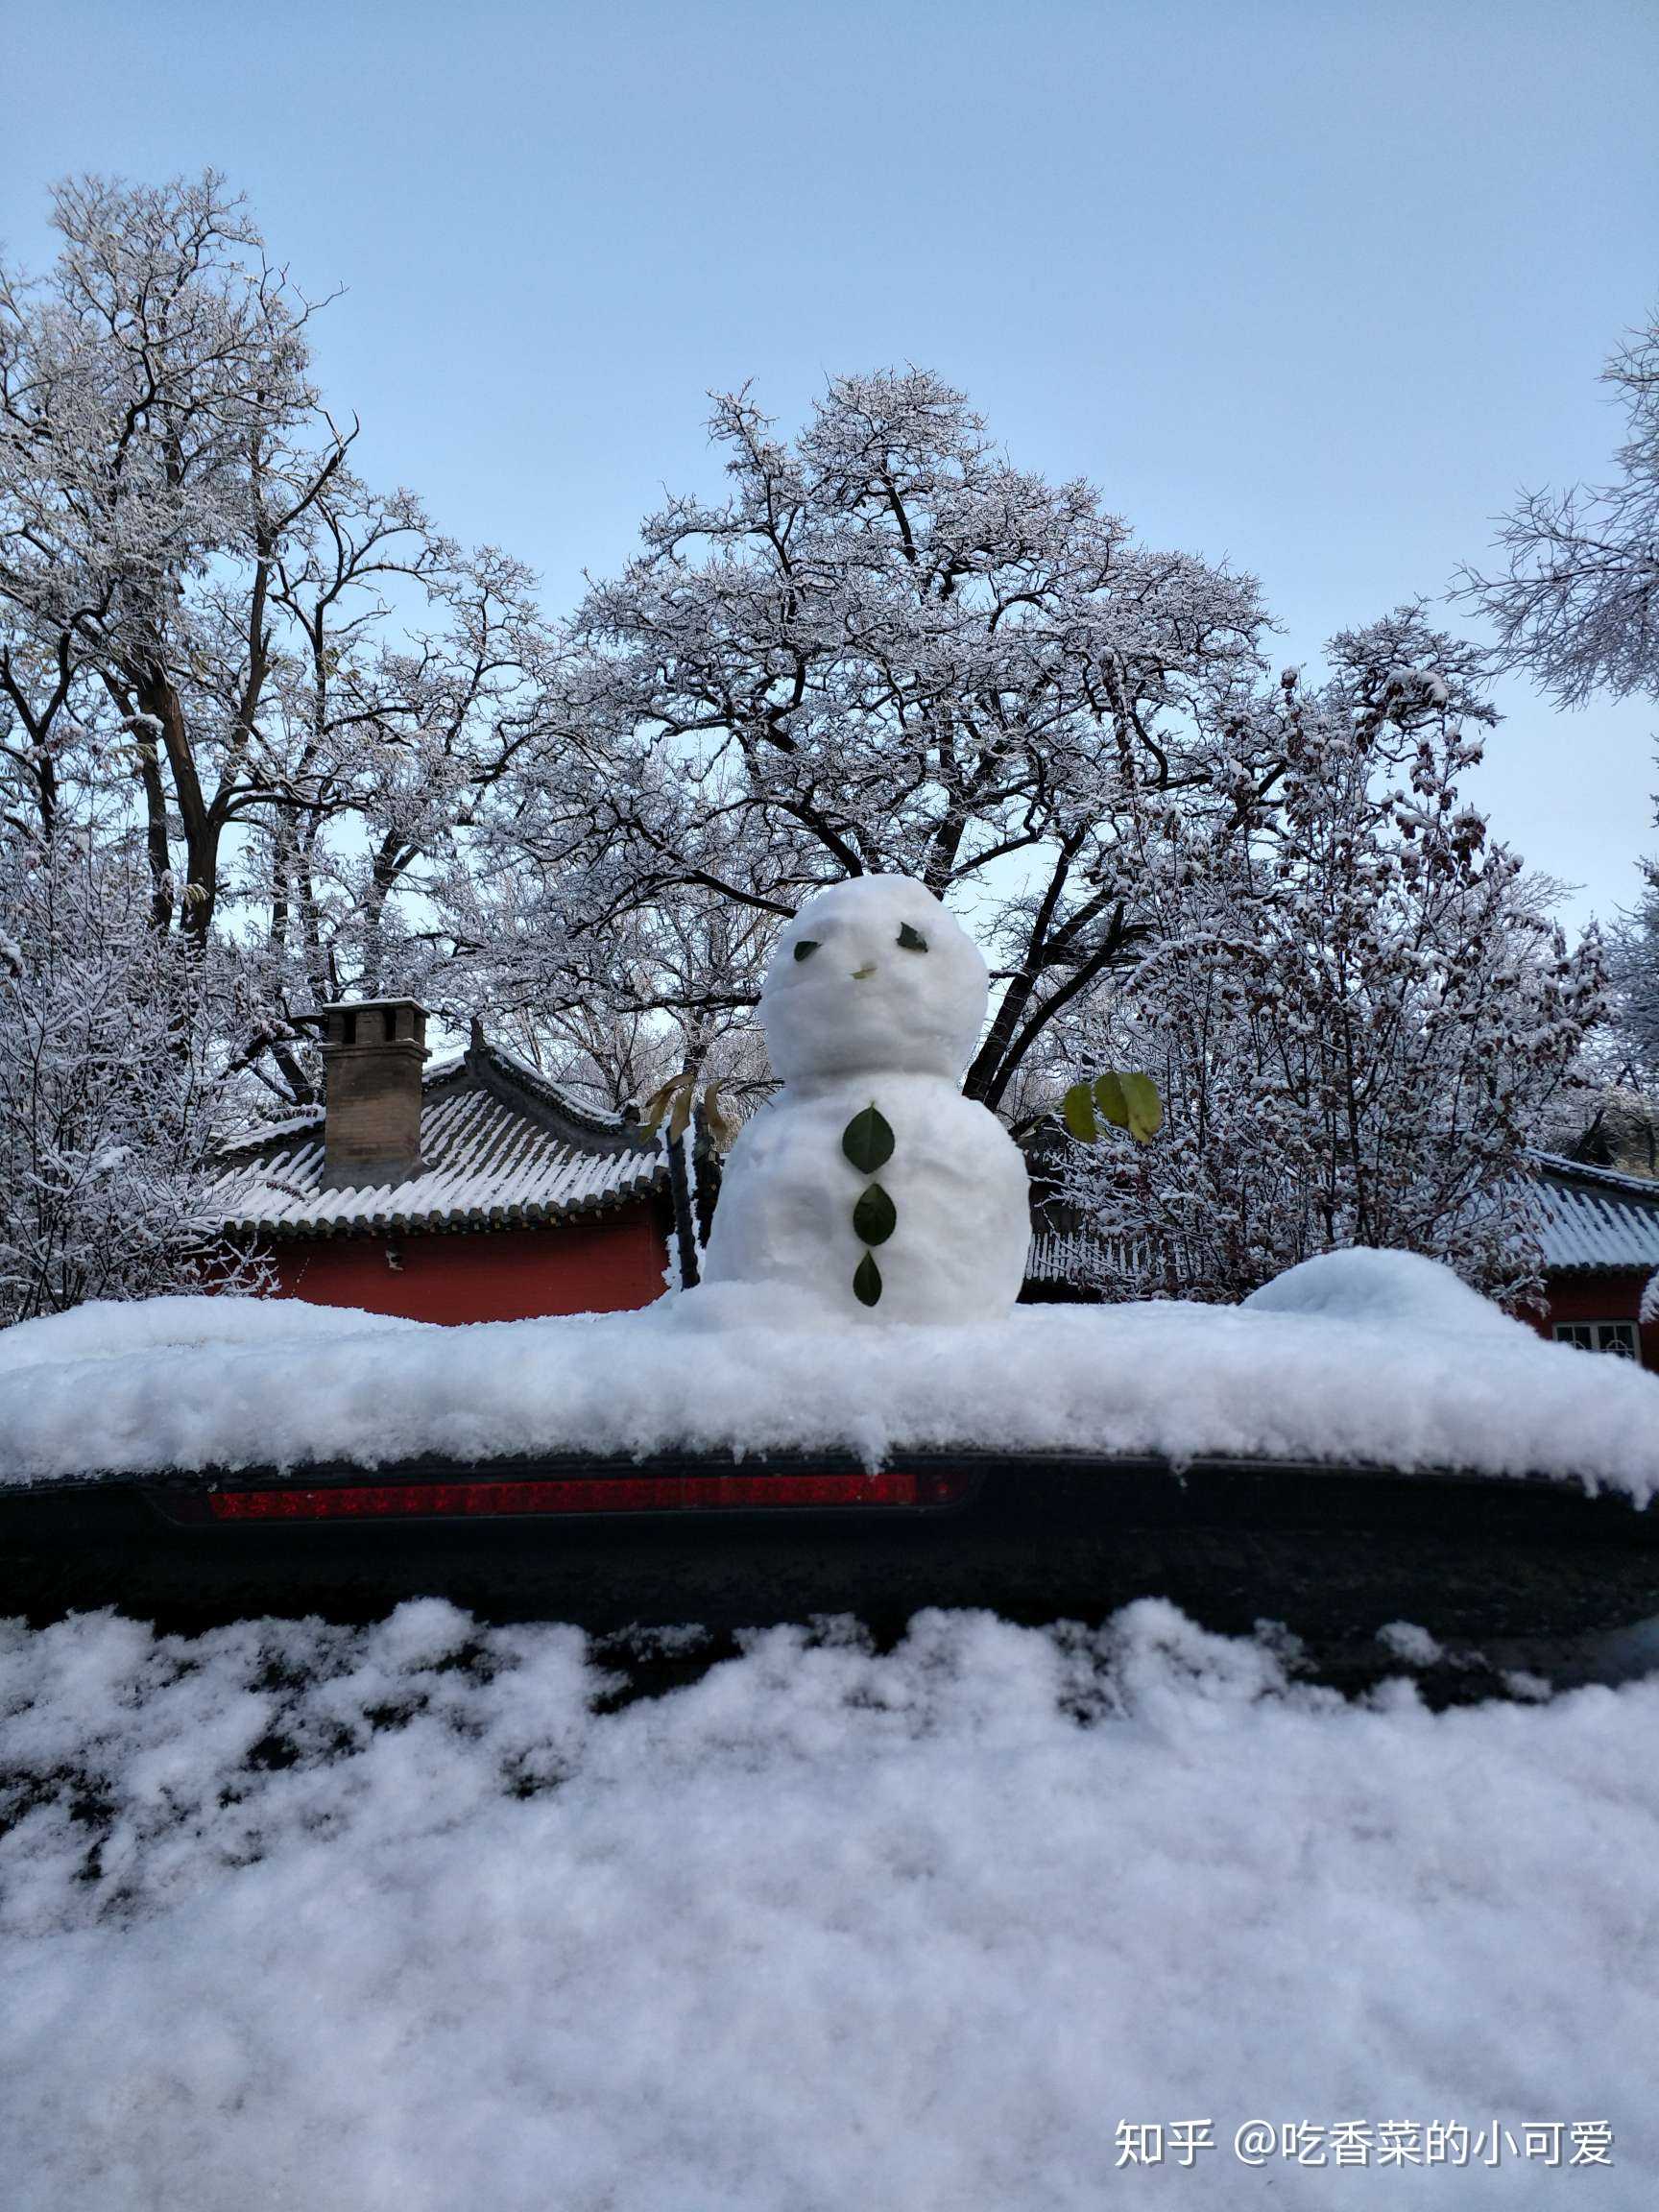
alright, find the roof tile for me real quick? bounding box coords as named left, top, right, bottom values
left=1531, top=1156, right=1659, bottom=1273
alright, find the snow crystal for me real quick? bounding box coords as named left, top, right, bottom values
left=1, top=1601, right=1654, bottom=2209
left=3, top=1253, right=1658, bottom=1500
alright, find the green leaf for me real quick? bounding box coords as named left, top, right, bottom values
left=853, top=1252, right=883, bottom=1307
left=1119, top=1071, right=1164, bottom=1143
left=1062, top=1081, right=1098, bottom=1142
left=896, top=923, right=928, bottom=952
left=852, top=1182, right=897, bottom=1246
left=793, top=939, right=820, bottom=962
left=1092, top=1072, right=1130, bottom=1130
left=842, top=1104, right=895, bottom=1173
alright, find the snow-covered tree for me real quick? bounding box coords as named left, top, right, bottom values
left=1050, top=613, right=1603, bottom=1303
left=1459, top=307, right=1659, bottom=707
left=1599, top=871, right=1659, bottom=1087
left=1457, top=304, right=1659, bottom=1086
left=445, top=854, right=777, bottom=1116
left=0, top=823, right=261, bottom=1323
left=0, top=172, right=555, bottom=1108
left=472, top=371, right=1273, bottom=1111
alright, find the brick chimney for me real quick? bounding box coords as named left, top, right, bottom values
left=300, top=999, right=429, bottom=1189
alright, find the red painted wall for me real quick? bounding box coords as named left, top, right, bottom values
left=1527, top=1271, right=1659, bottom=1370
left=262, top=1208, right=670, bottom=1324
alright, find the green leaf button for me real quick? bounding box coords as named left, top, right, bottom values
left=842, top=1104, right=895, bottom=1174
left=853, top=1182, right=897, bottom=1246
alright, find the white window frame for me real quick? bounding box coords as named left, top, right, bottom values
left=1552, top=1320, right=1640, bottom=1358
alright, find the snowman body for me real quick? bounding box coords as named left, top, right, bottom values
left=701, top=878, right=1031, bottom=1325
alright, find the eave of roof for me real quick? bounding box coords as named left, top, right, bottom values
left=215, top=1188, right=658, bottom=1243
left=1528, top=1148, right=1659, bottom=1200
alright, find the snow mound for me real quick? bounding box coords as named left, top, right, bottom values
left=2, top=1273, right=1658, bottom=1501
left=0, top=1602, right=1653, bottom=2208
left=1242, top=1247, right=1524, bottom=1339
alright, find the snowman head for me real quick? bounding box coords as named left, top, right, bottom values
left=760, top=875, right=989, bottom=1084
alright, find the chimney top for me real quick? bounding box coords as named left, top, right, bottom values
left=298, top=998, right=429, bottom=1050
left=299, top=998, right=429, bottom=1189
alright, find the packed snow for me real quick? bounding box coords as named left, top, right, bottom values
left=2, top=1247, right=1658, bottom=1499
left=0, top=1291, right=410, bottom=1376
left=1, top=1600, right=1652, bottom=2209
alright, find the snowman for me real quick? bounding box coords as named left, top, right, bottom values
left=700, top=876, right=1031, bottom=1324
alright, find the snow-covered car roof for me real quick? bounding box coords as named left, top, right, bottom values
left=1, top=1251, right=1656, bottom=1503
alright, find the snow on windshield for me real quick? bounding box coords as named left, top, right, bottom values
left=1, top=1600, right=1650, bottom=2207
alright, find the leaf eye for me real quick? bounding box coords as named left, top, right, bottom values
left=897, top=923, right=928, bottom=952
left=793, top=939, right=821, bottom=963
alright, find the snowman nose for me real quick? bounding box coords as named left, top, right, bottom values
left=851, top=960, right=878, bottom=981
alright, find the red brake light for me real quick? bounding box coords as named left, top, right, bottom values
left=205, top=1466, right=968, bottom=1522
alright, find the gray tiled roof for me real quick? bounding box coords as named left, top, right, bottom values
left=1530, top=1153, right=1659, bottom=1274
left=211, top=1045, right=666, bottom=1239
left=1022, top=1154, right=1659, bottom=1287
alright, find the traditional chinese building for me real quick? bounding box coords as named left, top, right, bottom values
left=1527, top=1151, right=1659, bottom=1365
left=211, top=1000, right=701, bottom=1323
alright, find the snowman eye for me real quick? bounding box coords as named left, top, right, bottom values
left=793, top=940, right=821, bottom=963
left=897, top=924, right=928, bottom=952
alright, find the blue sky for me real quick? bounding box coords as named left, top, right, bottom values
left=5, top=0, right=1656, bottom=929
